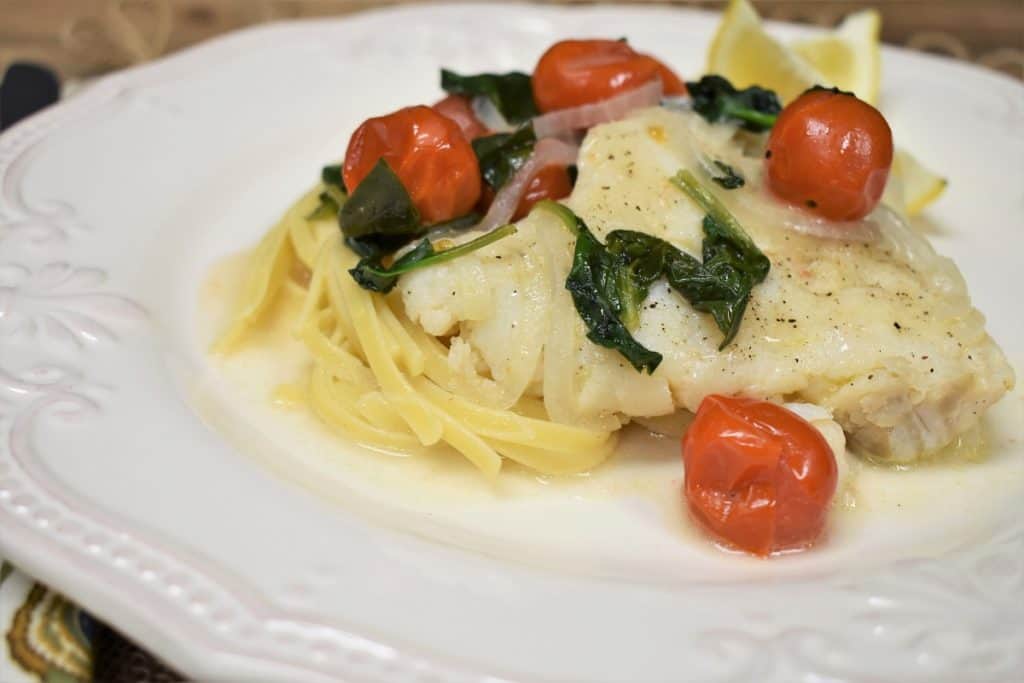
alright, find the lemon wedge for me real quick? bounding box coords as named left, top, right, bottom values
left=706, top=0, right=946, bottom=215
left=793, top=10, right=882, bottom=104
left=706, top=0, right=823, bottom=104
left=891, top=149, right=948, bottom=217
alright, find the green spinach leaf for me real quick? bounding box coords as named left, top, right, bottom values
left=472, top=125, right=536, bottom=191
left=710, top=160, right=745, bottom=189
left=685, top=75, right=781, bottom=132
left=670, top=169, right=770, bottom=347
left=349, top=225, right=517, bottom=293
left=321, top=164, right=346, bottom=191
left=339, top=159, right=421, bottom=241
left=537, top=169, right=769, bottom=369
left=440, top=69, right=539, bottom=124
left=307, top=164, right=348, bottom=220
left=604, top=231, right=677, bottom=330
left=539, top=201, right=664, bottom=374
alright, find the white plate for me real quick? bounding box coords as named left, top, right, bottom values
left=1, top=4, right=1022, bottom=682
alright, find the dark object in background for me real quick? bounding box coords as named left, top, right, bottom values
left=93, top=622, right=184, bottom=683
left=0, top=62, right=60, bottom=131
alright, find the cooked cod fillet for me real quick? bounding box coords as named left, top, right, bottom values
left=400, top=107, right=1014, bottom=462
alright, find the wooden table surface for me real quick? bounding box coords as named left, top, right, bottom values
left=1, top=1, right=1022, bottom=81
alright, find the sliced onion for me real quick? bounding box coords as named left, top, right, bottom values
left=780, top=213, right=881, bottom=242
left=732, top=183, right=882, bottom=243
left=471, top=96, right=513, bottom=133
left=532, top=79, right=664, bottom=138
left=476, top=138, right=580, bottom=231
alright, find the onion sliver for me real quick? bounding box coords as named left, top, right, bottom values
left=477, top=138, right=580, bottom=231
left=532, top=79, right=664, bottom=138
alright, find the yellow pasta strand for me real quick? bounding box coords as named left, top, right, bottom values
left=287, top=188, right=334, bottom=269
left=308, top=366, right=422, bottom=452
left=377, top=295, right=425, bottom=377
left=213, top=215, right=294, bottom=353
left=216, top=183, right=620, bottom=479
left=488, top=435, right=618, bottom=475
left=332, top=239, right=445, bottom=446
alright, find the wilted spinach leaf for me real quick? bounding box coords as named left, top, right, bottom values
left=604, top=231, right=678, bottom=330
left=685, top=75, right=782, bottom=132
left=440, top=69, right=539, bottom=124
left=307, top=164, right=348, bottom=220
left=349, top=225, right=517, bottom=293
left=710, top=160, right=745, bottom=189
left=537, top=170, right=769, bottom=369
left=539, top=201, right=664, bottom=374
left=670, top=169, right=770, bottom=347
left=321, top=164, right=346, bottom=191
left=339, top=159, right=420, bottom=242
left=472, top=125, right=536, bottom=191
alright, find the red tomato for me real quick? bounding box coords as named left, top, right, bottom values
left=343, top=105, right=482, bottom=224
left=765, top=88, right=893, bottom=222
left=432, top=94, right=490, bottom=140
left=682, top=395, right=837, bottom=556
left=532, top=39, right=686, bottom=113
left=513, top=165, right=574, bottom=220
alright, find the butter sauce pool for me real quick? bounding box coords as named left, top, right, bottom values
left=193, top=254, right=1024, bottom=579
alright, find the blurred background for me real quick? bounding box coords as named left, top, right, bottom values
left=2, top=0, right=1022, bottom=82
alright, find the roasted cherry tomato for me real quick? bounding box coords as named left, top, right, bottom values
left=343, top=105, right=482, bottom=224
left=765, top=88, right=893, bottom=222
left=682, top=395, right=837, bottom=556
left=513, top=165, right=574, bottom=220
left=532, top=39, right=686, bottom=113
left=432, top=94, right=490, bottom=140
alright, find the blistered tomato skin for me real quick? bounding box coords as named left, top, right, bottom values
left=682, top=395, right=838, bottom=557
left=513, top=165, right=574, bottom=220
left=765, top=88, right=893, bottom=222
left=532, top=39, right=686, bottom=113
left=343, top=105, right=482, bottom=224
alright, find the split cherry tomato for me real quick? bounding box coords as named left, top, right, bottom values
left=343, top=105, right=482, bottom=224
left=532, top=39, right=686, bottom=113
left=765, top=88, right=893, bottom=222
left=682, top=395, right=837, bottom=556
left=432, top=94, right=490, bottom=140
left=513, top=165, right=574, bottom=220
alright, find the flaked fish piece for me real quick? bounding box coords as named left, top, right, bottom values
left=401, top=107, right=1014, bottom=462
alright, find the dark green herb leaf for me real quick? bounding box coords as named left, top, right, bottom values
left=345, top=212, right=482, bottom=263
left=321, top=164, right=346, bottom=192
left=349, top=225, right=517, bottom=293
left=440, top=69, right=539, bottom=124
left=472, top=125, right=536, bottom=191
left=307, top=164, right=349, bottom=220
left=344, top=234, right=409, bottom=260
left=710, top=160, right=745, bottom=189
left=804, top=84, right=856, bottom=98
left=339, top=159, right=421, bottom=242
left=425, top=212, right=484, bottom=233
left=685, top=75, right=782, bottom=132
left=539, top=201, right=664, bottom=373
left=604, top=231, right=677, bottom=330
left=536, top=170, right=770, bottom=368
left=670, top=169, right=770, bottom=347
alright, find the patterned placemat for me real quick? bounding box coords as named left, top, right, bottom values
left=1, top=2, right=1021, bottom=682
left=1, top=558, right=182, bottom=682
